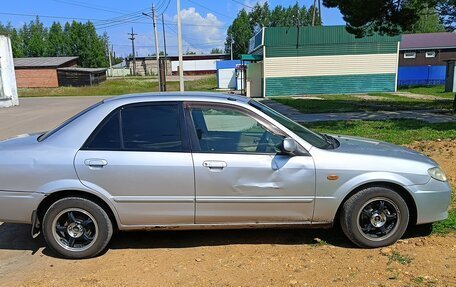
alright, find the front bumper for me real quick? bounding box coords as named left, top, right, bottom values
left=0, top=191, right=45, bottom=224
left=409, top=179, right=452, bottom=225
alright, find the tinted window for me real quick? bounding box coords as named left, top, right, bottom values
left=84, top=111, right=121, bottom=150
left=191, top=106, right=283, bottom=153
left=122, top=104, right=183, bottom=152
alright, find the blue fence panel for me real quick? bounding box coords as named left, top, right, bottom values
left=398, top=65, right=446, bottom=86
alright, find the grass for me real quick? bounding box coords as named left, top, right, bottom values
left=18, top=76, right=218, bottom=97
left=305, top=119, right=456, bottom=145
left=387, top=251, right=413, bottom=265
left=273, top=93, right=452, bottom=114
left=432, top=209, right=456, bottom=235
left=399, top=85, right=455, bottom=99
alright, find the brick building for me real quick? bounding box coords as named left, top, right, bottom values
left=14, top=57, right=78, bottom=88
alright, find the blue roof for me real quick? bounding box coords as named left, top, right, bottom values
left=216, top=60, right=241, bottom=69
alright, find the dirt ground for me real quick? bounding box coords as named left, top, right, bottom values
left=0, top=140, right=455, bottom=287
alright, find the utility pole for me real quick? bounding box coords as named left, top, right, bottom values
left=128, top=27, right=137, bottom=76
left=312, top=0, right=321, bottom=26
left=230, top=35, right=233, bottom=60
left=162, top=13, right=168, bottom=91
left=318, top=0, right=322, bottom=24
left=152, top=4, right=161, bottom=91
left=177, top=0, right=184, bottom=91
left=108, top=44, right=113, bottom=77
left=312, top=0, right=317, bottom=26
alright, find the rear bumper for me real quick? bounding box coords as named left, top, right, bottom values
left=409, top=179, right=452, bottom=225
left=0, top=191, right=45, bottom=224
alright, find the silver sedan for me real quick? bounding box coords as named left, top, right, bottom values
left=0, top=92, right=451, bottom=258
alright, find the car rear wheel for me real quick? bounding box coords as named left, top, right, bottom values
left=340, top=187, right=409, bottom=248
left=43, top=197, right=113, bottom=259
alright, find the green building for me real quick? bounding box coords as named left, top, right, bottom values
left=246, top=26, right=401, bottom=97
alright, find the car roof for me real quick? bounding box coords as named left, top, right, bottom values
left=103, top=92, right=251, bottom=104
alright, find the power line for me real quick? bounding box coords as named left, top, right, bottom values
left=185, top=0, right=233, bottom=20
left=52, top=0, right=129, bottom=14
left=95, top=15, right=145, bottom=29
left=0, top=11, right=112, bottom=22
left=50, top=0, right=126, bottom=15
left=0, top=11, right=230, bottom=29
left=231, top=0, right=253, bottom=9
left=158, top=0, right=172, bottom=15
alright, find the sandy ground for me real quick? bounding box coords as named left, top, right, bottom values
left=0, top=140, right=453, bottom=287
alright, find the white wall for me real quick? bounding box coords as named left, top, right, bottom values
left=171, top=59, right=220, bottom=72
left=263, top=53, right=398, bottom=78
left=0, top=35, right=19, bottom=108
left=217, top=68, right=237, bottom=89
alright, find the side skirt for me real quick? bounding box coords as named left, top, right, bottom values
left=117, top=221, right=333, bottom=231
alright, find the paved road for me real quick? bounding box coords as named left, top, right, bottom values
left=0, top=97, right=107, bottom=140
left=262, top=100, right=456, bottom=123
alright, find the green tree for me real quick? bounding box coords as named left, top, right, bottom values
left=322, top=0, right=453, bottom=37
left=409, top=6, right=446, bottom=33
left=65, top=21, right=108, bottom=67
left=225, top=9, right=253, bottom=59
left=48, top=22, right=67, bottom=56
left=224, top=3, right=321, bottom=58
left=270, top=5, right=287, bottom=26
left=210, top=48, right=223, bottom=54
left=249, top=2, right=271, bottom=32
left=185, top=49, right=197, bottom=55
left=0, top=22, right=24, bottom=57
left=22, top=17, right=48, bottom=57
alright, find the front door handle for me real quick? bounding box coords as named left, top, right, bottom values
left=203, top=160, right=227, bottom=170
left=84, top=159, right=108, bottom=168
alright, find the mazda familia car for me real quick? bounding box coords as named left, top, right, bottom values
left=0, top=92, right=450, bottom=258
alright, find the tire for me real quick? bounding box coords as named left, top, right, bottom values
left=42, top=197, right=113, bottom=259
left=340, top=187, right=409, bottom=248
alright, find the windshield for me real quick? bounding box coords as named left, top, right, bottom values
left=249, top=100, right=331, bottom=149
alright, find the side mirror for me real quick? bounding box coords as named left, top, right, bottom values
left=282, top=137, right=297, bottom=154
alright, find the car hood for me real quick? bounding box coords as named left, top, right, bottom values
left=331, top=135, right=437, bottom=166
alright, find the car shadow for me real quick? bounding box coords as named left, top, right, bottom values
left=0, top=222, right=435, bottom=259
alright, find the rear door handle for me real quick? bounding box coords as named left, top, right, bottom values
left=84, top=159, right=108, bottom=168
left=203, top=160, right=227, bottom=170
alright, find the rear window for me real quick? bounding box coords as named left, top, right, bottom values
left=82, top=103, right=184, bottom=152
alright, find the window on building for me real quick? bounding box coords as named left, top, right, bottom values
left=425, top=51, right=436, bottom=58
left=404, top=52, right=416, bottom=59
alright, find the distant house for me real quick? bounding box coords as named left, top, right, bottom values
left=125, top=54, right=229, bottom=76
left=398, top=32, right=456, bottom=86
left=14, top=57, right=78, bottom=88
left=57, top=67, right=107, bottom=87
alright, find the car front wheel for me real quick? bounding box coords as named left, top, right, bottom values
left=43, top=197, right=113, bottom=259
left=340, top=187, right=409, bottom=248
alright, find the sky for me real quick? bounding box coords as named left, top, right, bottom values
left=0, top=0, right=345, bottom=57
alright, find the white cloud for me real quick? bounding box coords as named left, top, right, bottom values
left=173, top=7, right=225, bottom=53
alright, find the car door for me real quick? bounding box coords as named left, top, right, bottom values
left=186, top=102, right=316, bottom=224
left=74, top=102, right=195, bottom=226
